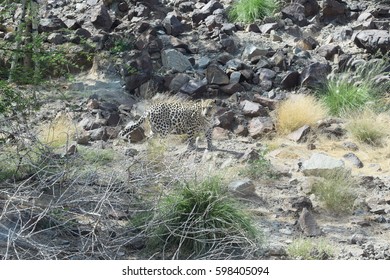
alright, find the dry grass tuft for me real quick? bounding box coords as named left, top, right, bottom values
left=275, top=94, right=328, bottom=135
left=346, top=109, right=390, bottom=146
left=38, top=114, right=76, bottom=148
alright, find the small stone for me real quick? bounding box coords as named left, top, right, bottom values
left=301, top=153, right=345, bottom=176
left=287, top=125, right=311, bottom=143
left=228, top=179, right=257, bottom=197
left=298, top=207, right=322, bottom=237
left=343, top=153, right=364, bottom=168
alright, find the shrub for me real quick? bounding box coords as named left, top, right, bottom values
left=0, top=80, right=33, bottom=115
left=275, top=94, right=328, bottom=135
left=287, top=238, right=334, bottom=260
left=229, top=0, right=277, bottom=23
left=145, top=177, right=263, bottom=259
left=346, top=109, right=389, bottom=146
left=310, top=170, right=357, bottom=215
left=239, top=149, right=280, bottom=180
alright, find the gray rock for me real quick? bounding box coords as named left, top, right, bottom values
left=89, top=127, right=108, bottom=141
left=228, top=179, right=256, bottom=197
left=162, top=14, right=185, bottom=36
left=229, top=71, right=242, bottom=84
left=220, top=37, right=237, bottom=53
left=64, top=142, right=78, bottom=156
left=342, top=142, right=359, bottom=151
left=197, top=57, right=211, bottom=69
left=91, top=5, right=112, bottom=31
left=259, top=23, right=278, bottom=34
left=47, top=33, right=67, bottom=45
left=248, top=117, right=274, bottom=139
left=354, top=29, right=390, bottom=54
left=287, top=125, right=311, bottom=143
left=322, top=0, right=348, bottom=23
left=192, top=0, right=223, bottom=24
left=281, top=71, right=300, bottom=89
left=220, top=83, right=245, bottom=95
left=301, top=153, right=345, bottom=176
left=214, top=109, right=235, bottom=130
left=281, top=3, right=308, bottom=26
left=179, top=79, right=207, bottom=97
left=297, top=0, right=320, bottom=17
left=246, top=23, right=261, bottom=33
left=122, top=126, right=145, bottom=143
left=206, top=64, right=229, bottom=85
left=78, top=116, right=102, bottom=130
left=316, top=44, right=342, bottom=60
left=38, top=17, right=67, bottom=32
left=169, top=73, right=191, bottom=92
left=343, top=153, right=364, bottom=168
left=258, top=68, right=277, bottom=80
left=75, top=28, right=92, bottom=39
left=350, top=232, right=368, bottom=245
left=253, top=94, right=278, bottom=110
left=291, top=196, right=313, bottom=211
left=300, top=62, right=331, bottom=88
left=161, top=49, right=192, bottom=73
left=240, top=100, right=267, bottom=117
left=242, top=45, right=269, bottom=62
left=298, top=207, right=322, bottom=237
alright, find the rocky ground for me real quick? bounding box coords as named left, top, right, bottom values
left=1, top=0, right=390, bottom=259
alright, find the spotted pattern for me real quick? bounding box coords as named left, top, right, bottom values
left=119, top=100, right=215, bottom=150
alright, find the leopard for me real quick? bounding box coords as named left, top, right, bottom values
left=119, top=99, right=216, bottom=150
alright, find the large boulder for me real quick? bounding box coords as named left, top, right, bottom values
left=300, top=62, right=331, bottom=88
left=91, top=5, right=113, bottom=31
left=354, top=30, right=390, bottom=54
left=161, top=49, right=192, bottom=73
left=301, top=153, right=345, bottom=176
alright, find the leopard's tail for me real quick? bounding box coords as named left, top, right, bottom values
left=119, top=112, right=149, bottom=138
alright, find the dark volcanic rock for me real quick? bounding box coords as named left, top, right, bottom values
left=38, top=17, right=67, bottom=32
left=322, top=0, right=348, bottom=23
left=162, top=14, right=185, bottom=36
left=206, top=64, right=229, bottom=85
left=354, top=30, right=390, bottom=54
left=91, top=5, right=113, bottom=31
left=281, top=3, right=309, bottom=26
left=300, top=62, right=331, bottom=88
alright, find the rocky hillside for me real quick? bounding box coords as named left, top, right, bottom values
left=1, top=0, right=390, bottom=260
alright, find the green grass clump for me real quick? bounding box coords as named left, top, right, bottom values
left=320, top=80, right=372, bottom=116
left=319, top=57, right=390, bottom=116
left=146, top=177, right=262, bottom=259
left=287, top=238, right=335, bottom=260
left=80, top=147, right=115, bottom=165
left=229, top=0, right=278, bottom=23
left=310, top=170, right=357, bottom=215
left=346, top=110, right=389, bottom=146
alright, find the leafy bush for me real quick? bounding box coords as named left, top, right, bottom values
left=346, top=109, right=389, bottom=146
left=145, top=177, right=263, bottom=259
left=310, top=170, right=357, bottom=215
left=319, top=57, right=390, bottom=116
left=0, top=80, right=32, bottom=115
left=229, top=0, right=278, bottom=23
left=275, top=94, right=328, bottom=134
left=287, top=238, right=334, bottom=260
